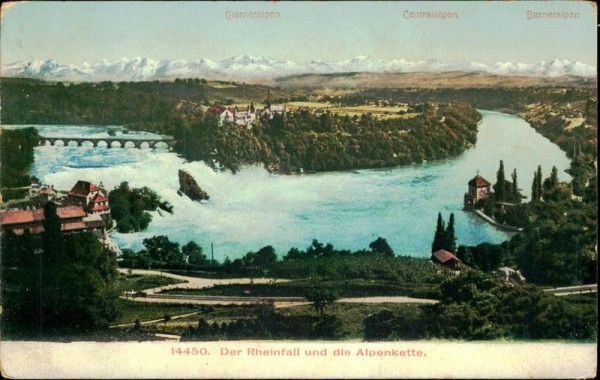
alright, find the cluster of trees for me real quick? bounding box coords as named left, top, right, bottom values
left=364, top=270, right=596, bottom=341
left=0, top=128, right=39, bottom=200
left=120, top=236, right=438, bottom=294
left=1, top=79, right=181, bottom=134
left=431, top=212, right=456, bottom=253
left=174, top=103, right=481, bottom=173
left=531, top=165, right=559, bottom=202
left=459, top=157, right=596, bottom=286
left=270, top=239, right=438, bottom=287
left=2, top=202, right=120, bottom=335
left=221, top=246, right=278, bottom=275
left=108, top=182, right=173, bottom=233
left=493, top=160, right=522, bottom=204
left=120, top=237, right=213, bottom=269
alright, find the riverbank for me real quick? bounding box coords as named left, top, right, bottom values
left=472, top=209, right=523, bottom=233
left=22, top=111, right=571, bottom=258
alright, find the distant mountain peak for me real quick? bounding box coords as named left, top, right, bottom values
left=1, top=56, right=595, bottom=82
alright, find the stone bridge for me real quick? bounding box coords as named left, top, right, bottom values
left=39, top=136, right=177, bottom=149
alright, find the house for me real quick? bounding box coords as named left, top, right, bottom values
left=29, top=182, right=58, bottom=202
left=431, top=249, right=462, bottom=270
left=219, top=105, right=257, bottom=127
left=464, top=174, right=491, bottom=208
left=262, top=104, right=287, bottom=119
left=233, top=107, right=256, bottom=126
left=68, top=180, right=110, bottom=215
left=219, top=109, right=236, bottom=125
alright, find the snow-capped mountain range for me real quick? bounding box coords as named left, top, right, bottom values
left=1, top=55, right=596, bottom=82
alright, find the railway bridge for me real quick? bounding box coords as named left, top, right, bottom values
left=38, top=136, right=177, bottom=149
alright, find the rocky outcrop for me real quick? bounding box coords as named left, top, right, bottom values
left=178, top=170, right=209, bottom=202
left=493, top=267, right=526, bottom=284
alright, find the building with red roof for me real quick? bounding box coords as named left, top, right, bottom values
left=68, top=180, right=110, bottom=215
left=431, top=249, right=462, bottom=270
left=464, top=173, right=491, bottom=208
left=0, top=205, right=105, bottom=236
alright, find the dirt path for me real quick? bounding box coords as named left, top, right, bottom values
left=119, top=268, right=439, bottom=306
left=338, top=296, right=438, bottom=304
left=118, top=268, right=287, bottom=294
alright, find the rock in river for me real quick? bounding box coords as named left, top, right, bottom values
left=178, top=170, right=210, bottom=202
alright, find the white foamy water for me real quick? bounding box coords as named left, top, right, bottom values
left=21, top=111, right=570, bottom=260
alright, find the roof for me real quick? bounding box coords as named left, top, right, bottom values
left=432, top=249, right=461, bottom=264
left=92, top=193, right=108, bottom=203
left=68, top=180, right=98, bottom=197
left=56, top=205, right=87, bottom=219
left=468, top=175, right=491, bottom=188
left=0, top=209, right=43, bottom=225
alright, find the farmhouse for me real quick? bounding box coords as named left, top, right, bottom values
left=431, top=249, right=462, bottom=270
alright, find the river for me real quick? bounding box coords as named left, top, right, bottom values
left=5, top=110, right=571, bottom=260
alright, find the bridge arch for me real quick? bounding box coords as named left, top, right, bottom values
left=151, top=141, right=170, bottom=149
left=123, top=141, right=137, bottom=148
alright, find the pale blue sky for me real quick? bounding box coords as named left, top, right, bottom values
left=1, top=1, right=597, bottom=65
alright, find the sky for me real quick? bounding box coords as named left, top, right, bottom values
left=1, top=1, right=597, bottom=66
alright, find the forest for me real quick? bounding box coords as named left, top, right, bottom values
left=174, top=102, right=481, bottom=173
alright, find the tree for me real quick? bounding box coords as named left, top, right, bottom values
left=432, top=212, right=456, bottom=253
left=550, top=166, right=559, bottom=187
left=543, top=166, right=560, bottom=194
left=511, top=169, right=519, bottom=202
left=531, top=171, right=539, bottom=202
left=369, top=237, right=394, bottom=257
left=42, top=201, right=63, bottom=266
left=305, top=286, right=337, bottom=317
left=494, top=160, right=506, bottom=201
left=444, top=213, right=457, bottom=253
left=536, top=166, right=543, bottom=200
left=249, top=246, right=278, bottom=266
left=141, top=235, right=181, bottom=267
left=531, top=166, right=544, bottom=202
left=182, top=241, right=207, bottom=266
left=45, top=233, right=120, bottom=329
left=431, top=212, right=446, bottom=253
